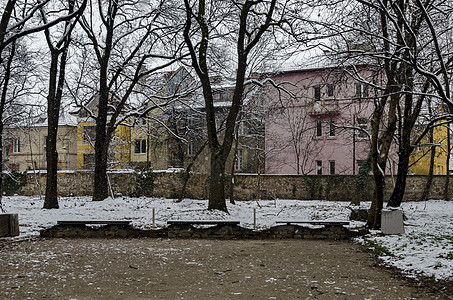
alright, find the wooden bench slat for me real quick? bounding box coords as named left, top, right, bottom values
left=167, top=220, right=240, bottom=226
left=275, top=220, right=349, bottom=226
left=57, top=220, right=131, bottom=225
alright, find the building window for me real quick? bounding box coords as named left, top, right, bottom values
left=83, top=125, right=96, bottom=142
left=357, top=160, right=365, bottom=170
left=316, top=160, right=322, bottom=175
left=314, top=86, right=321, bottom=101
left=187, top=141, right=194, bottom=156
left=83, top=153, right=95, bottom=169
left=357, top=118, right=368, bottom=138
left=327, top=85, right=334, bottom=97
left=238, top=121, right=247, bottom=135
left=235, top=149, right=243, bottom=171
left=135, top=139, right=146, bottom=154
left=316, top=120, right=322, bottom=137
left=12, top=138, right=20, bottom=153
left=329, top=120, right=335, bottom=137
left=329, top=160, right=336, bottom=175
left=355, top=83, right=369, bottom=99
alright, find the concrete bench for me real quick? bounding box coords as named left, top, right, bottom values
left=275, top=220, right=349, bottom=226
left=167, top=220, right=240, bottom=226
left=57, top=220, right=131, bottom=226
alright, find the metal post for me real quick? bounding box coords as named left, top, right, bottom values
left=253, top=208, right=256, bottom=230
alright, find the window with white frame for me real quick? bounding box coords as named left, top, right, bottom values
left=316, top=160, right=322, bottom=175
left=355, top=83, right=369, bottom=99
left=235, top=149, right=243, bottom=171
left=357, top=118, right=368, bottom=138
left=314, top=86, right=321, bottom=101
left=327, top=84, right=334, bottom=97
left=329, top=120, right=335, bottom=137
left=12, top=138, right=20, bottom=153
left=316, top=120, right=322, bottom=137
left=134, top=139, right=146, bottom=154
left=329, top=160, right=336, bottom=175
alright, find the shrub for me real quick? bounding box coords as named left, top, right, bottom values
left=2, top=171, right=27, bottom=195
left=134, top=168, right=154, bottom=197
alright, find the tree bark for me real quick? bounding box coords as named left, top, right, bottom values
left=422, top=132, right=436, bottom=202
left=43, top=0, right=76, bottom=208
left=92, top=0, right=117, bottom=201
left=43, top=51, right=61, bottom=209
left=208, top=149, right=228, bottom=211
left=0, top=40, right=15, bottom=211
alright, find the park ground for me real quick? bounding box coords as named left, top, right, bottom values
left=0, top=196, right=452, bottom=298
left=0, top=238, right=450, bottom=299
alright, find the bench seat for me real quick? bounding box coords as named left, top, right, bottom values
left=275, top=220, right=349, bottom=226
left=167, top=220, right=240, bottom=226
left=57, top=220, right=131, bottom=226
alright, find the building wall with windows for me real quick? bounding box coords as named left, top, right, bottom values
left=5, top=121, right=77, bottom=172
left=264, top=66, right=395, bottom=175
left=75, top=119, right=131, bottom=170
left=130, top=116, right=169, bottom=170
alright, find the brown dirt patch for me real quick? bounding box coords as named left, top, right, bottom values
left=0, top=238, right=447, bottom=299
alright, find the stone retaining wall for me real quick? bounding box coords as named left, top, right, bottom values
left=40, top=224, right=363, bottom=240
left=17, top=171, right=452, bottom=202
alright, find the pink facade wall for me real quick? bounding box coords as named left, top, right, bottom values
left=264, top=67, right=396, bottom=175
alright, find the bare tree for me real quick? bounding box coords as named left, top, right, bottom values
left=326, top=0, right=453, bottom=228
left=41, top=0, right=86, bottom=209
left=182, top=0, right=286, bottom=211
left=75, top=0, right=185, bottom=201
left=0, top=0, right=74, bottom=210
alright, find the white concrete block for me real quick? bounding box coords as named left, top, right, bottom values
left=381, top=208, right=405, bottom=234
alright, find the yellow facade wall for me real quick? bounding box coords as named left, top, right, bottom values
left=76, top=120, right=131, bottom=170
left=409, top=122, right=449, bottom=175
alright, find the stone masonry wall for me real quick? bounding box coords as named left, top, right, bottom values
left=40, top=223, right=362, bottom=240
left=17, top=171, right=452, bottom=202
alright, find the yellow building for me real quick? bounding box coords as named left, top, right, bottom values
left=409, top=121, right=449, bottom=175
left=130, top=115, right=169, bottom=170
left=130, top=67, right=195, bottom=170
left=72, top=95, right=131, bottom=170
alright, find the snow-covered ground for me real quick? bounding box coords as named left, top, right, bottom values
left=1, top=196, right=452, bottom=282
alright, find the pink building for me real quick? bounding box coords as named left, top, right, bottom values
left=264, top=66, right=395, bottom=175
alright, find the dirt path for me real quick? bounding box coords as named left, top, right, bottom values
left=0, top=238, right=444, bottom=299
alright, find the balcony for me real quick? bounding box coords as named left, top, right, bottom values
left=307, top=100, right=340, bottom=116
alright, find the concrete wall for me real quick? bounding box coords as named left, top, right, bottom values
left=16, top=171, right=452, bottom=202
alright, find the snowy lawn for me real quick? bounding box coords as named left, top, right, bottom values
left=1, top=196, right=452, bottom=282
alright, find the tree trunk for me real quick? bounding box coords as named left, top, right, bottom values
left=208, top=150, right=228, bottom=212
left=43, top=0, right=75, bottom=209
left=91, top=1, right=116, bottom=202
left=44, top=52, right=61, bottom=209
left=177, top=141, right=207, bottom=203
left=93, top=137, right=109, bottom=201
left=444, top=118, right=451, bottom=200
left=387, top=134, right=412, bottom=207
left=0, top=40, right=15, bottom=211
left=229, top=133, right=239, bottom=205
left=422, top=130, right=436, bottom=201
left=0, top=122, right=3, bottom=212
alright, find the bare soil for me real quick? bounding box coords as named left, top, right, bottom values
left=0, top=238, right=448, bottom=299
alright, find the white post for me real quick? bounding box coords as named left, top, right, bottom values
left=152, top=208, right=155, bottom=229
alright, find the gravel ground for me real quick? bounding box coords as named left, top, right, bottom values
left=0, top=238, right=446, bottom=299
